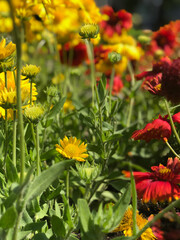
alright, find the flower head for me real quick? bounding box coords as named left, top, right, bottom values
left=113, top=207, right=156, bottom=240
left=123, top=157, right=180, bottom=203
left=0, top=38, right=16, bottom=61
left=21, top=64, right=41, bottom=79
left=100, top=6, right=132, bottom=42
left=79, top=23, right=99, bottom=39
left=131, top=115, right=172, bottom=142
left=56, top=136, right=88, bottom=162
left=24, top=105, right=44, bottom=123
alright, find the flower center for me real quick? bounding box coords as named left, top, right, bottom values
left=158, top=167, right=171, bottom=175
left=64, top=144, right=79, bottom=158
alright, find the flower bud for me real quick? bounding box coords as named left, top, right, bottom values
left=79, top=23, right=99, bottom=39
left=108, top=52, right=121, bottom=63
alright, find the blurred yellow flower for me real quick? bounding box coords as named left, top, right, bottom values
left=56, top=136, right=88, bottom=162
left=21, top=64, right=41, bottom=78
left=63, top=99, right=75, bottom=113
left=113, top=208, right=156, bottom=240
left=0, top=38, right=16, bottom=61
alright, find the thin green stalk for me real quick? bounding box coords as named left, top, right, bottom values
left=164, top=99, right=180, bottom=145
left=127, top=61, right=135, bottom=127
left=8, top=0, right=25, bottom=184
left=30, top=122, right=37, bottom=146
left=85, top=39, right=95, bottom=107
left=4, top=71, right=8, bottom=164
left=36, top=124, right=40, bottom=176
left=30, top=80, right=32, bottom=105
left=13, top=110, right=17, bottom=166
left=109, top=67, right=115, bottom=114
left=66, top=170, right=70, bottom=202
left=130, top=169, right=138, bottom=235
left=164, top=139, right=180, bottom=158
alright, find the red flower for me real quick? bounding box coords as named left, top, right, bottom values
left=123, top=157, right=180, bottom=203
left=131, top=115, right=172, bottom=142
left=136, top=57, right=180, bottom=104
left=161, top=57, right=180, bottom=104
left=106, top=75, right=124, bottom=95
left=59, top=42, right=87, bottom=66
left=100, top=6, right=132, bottom=37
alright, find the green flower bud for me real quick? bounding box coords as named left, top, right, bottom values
left=108, top=52, right=121, bottom=63
left=79, top=23, right=99, bottom=39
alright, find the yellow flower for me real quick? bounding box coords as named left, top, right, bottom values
left=63, top=99, right=75, bottom=113
left=0, top=38, right=16, bottom=61
left=0, top=88, right=16, bottom=109
left=56, top=136, right=89, bottom=162
left=24, top=105, right=44, bottom=122
left=113, top=208, right=156, bottom=240
left=79, top=23, right=99, bottom=39
left=21, top=64, right=41, bottom=78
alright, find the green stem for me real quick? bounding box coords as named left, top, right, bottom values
left=30, top=80, right=32, bottom=105
left=164, top=139, right=180, bottom=158
left=66, top=170, right=70, bottom=202
left=130, top=169, right=138, bottom=235
left=127, top=61, right=135, bottom=127
left=30, top=122, right=37, bottom=146
left=8, top=0, right=25, bottom=184
left=4, top=71, right=8, bottom=164
left=164, top=99, right=180, bottom=145
left=85, top=39, right=95, bottom=107
left=109, top=67, right=115, bottom=114
left=13, top=110, right=17, bottom=166
left=36, top=124, right=40, bottom=176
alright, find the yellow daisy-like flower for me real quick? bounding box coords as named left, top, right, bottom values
left=0, top=38, right=16, bottom=61
left=21, top=64, right=41, bottom=78
left=113, top=208, right=156, bottom=240
left=56, top=136, right=88, bottom=162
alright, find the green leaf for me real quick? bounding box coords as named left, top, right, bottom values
left=77, top=199, right=92, bottom=233
left=62, top=194, right=74, bottom=229
left=6, top=156, right=19, bottom=183
left=112, top=237, right=135, bottom=240
left=0, top=206, right=17, bottom=229
left=24, top=221, right=46, bottom=231
left=47, top=97, right=66, bottom=119
left=98, top=74, right=107, bottom=104
left=25, top=160, right=73, bottom=202
left=51, top=215, right=66, bottom=237
left=109, top=183, right=131, bottom=232
left=32, top=233, right=49, bottom=240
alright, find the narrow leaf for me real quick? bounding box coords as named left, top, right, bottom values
left=77, top=199, right=91, bottom=233
left=47, top=97, right=66, bottom=119
left=0, top=206, right=17, bottom=229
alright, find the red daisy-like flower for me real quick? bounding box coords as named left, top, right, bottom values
left=151, top=20, right=180, bottom=56
left=131, top=112, right=180, bottom=142
left=100, top=5, right=132, bottom=37
left=131, top=114, right=171, bottom=142
left=59, top=42, right=87, bottom=66
left=123, top=157, right=180, bottom=203
left=136, top=57, right=180, bottom=104
left=161, top=57, right=180, bottom=104
left=136, top=56, right=171, bottom=95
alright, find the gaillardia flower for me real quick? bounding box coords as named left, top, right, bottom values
left=113, top=207, right=156, bottom=240
left=123, top=157, right=180, bottom=203
left=56, top=136, right=88, bottom=162
left=24, top=105, right=44, bottom=123
left=0, top=38, right=16, bottom=61
left=136, top=57, right=180, bottom=104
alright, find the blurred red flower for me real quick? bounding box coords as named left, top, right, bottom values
left=59, top=42, right=87, bottom=66
left=123, top=157, right=180, bottom=203
left=100, top=6, right=132, bottom=37
left=106, top=75, right=124, bottom=95
left=136, top=57, right=180, bottom=104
